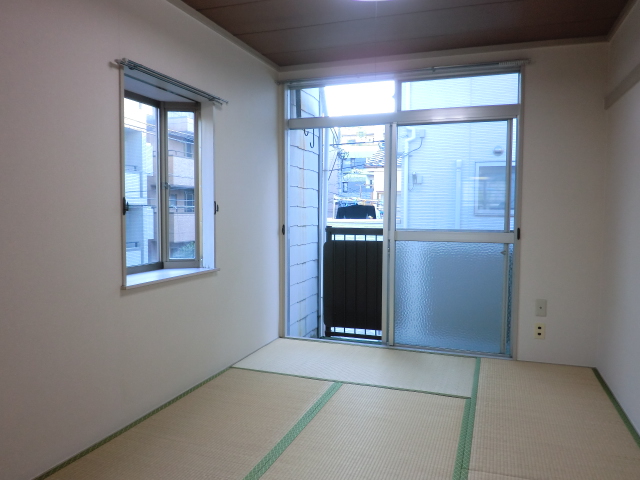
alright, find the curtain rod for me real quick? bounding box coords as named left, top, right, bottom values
left=279, top=59, right=530, bottom=87
left=116, top=58, right=228, bottom=105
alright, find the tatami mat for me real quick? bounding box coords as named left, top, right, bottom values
left=46, top=369, right=332, bottom=480
left=261, top=384, right=466, bottom=480
left=234, top=338, right=476, bottom=397
left=40, top=344, right=640, bottom=480
left=469, top=359, right=640, bottom=480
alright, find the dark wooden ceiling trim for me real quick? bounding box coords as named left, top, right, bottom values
left=265, top=19, right=614, bottom=66
left=196, top=0, right=516, bottom=35
left=179, top=0, right=631, bottom=67
left=193, top=0, right=625, bottom=36
left=235, top=3, right=617, bottom=55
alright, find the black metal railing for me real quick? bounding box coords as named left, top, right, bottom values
left=323, top=226, right=383, bottom=340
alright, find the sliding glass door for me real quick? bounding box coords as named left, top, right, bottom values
left=388, top=120, right=516, bottom=354
left=285, top=67, right=522, bottom=356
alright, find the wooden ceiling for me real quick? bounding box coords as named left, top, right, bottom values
left=181, top=0, right=631, bottom=67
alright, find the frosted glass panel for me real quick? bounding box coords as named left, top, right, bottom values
left=396, top=121, right=513, bottom=231
left=394, top=241, right=507, bottom=354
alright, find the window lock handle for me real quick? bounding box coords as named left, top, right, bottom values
left=123, top=197, right=129, bottom=215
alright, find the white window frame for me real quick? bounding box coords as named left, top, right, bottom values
left=281, top=62, right=525, bottom=349
left=119, top=68, right=218, bottom=289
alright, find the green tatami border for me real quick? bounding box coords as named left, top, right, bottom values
left=33, top=367, right=231, bottom=480
left=453, top=357, right=481, bottom=480
left=593, top=368, right=640, bottom=449
left=231, top=366, right=471, bottom=399
left=243, top=382, right=343, bottom=480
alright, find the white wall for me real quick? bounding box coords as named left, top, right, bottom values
left=600, top=1, right=640, bottom=434
left=515, top=45, right=607, bottom=366
left=280, top=42, right=609, bottom=367
left=0, top=1, right=279, bottom=479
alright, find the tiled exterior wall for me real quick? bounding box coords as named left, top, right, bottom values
left=288, top=89, right=321, bottom=337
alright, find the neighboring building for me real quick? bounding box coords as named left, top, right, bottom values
left=326, top=125, right=389, bottom=223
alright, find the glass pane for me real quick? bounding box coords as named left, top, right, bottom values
left=290, top=81, right=395, bottom=118
left=394, top=241, right=507, bottom=354
left=324, top=125, right=386, bottom=229
left=401, top=73, right=520, bottom=110
left=396, top=121, right=512, bottom=231
left=167, top=111, right=196, bottom=260
left=124, top=98, right=159, bottom=267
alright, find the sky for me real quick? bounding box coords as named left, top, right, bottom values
left=324, top=80, right=395, bottom=116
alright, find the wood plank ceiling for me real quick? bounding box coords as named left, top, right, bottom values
left=181, top=0, right=631, bottom=67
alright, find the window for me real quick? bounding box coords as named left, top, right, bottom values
left=475, top=162, right=516, bottom=216
left=184, top=191, right=195, bottom=213
left=118, top=59, right=222, bottom=288
left=290, top=81, right=395, bottom=118
left=124, top=93, right=199, bottom=273
left=401, top=73, right=520, bottom=111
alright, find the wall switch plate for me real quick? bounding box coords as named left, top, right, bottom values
left=535, top=323, right=546, bottom=339
left=535, top=299, right=547, bottom=317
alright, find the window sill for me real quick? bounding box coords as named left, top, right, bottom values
left=123, top=267, right=218, bottom=290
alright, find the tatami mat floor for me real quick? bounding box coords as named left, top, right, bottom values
left=39, top=338, right=640, bottom=480
left=234, top=338, right=476, bottom=397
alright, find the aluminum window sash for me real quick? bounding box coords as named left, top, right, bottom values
left=385, top=123, right=399, bottom=346
left=196, top=107, right=203, bottom=266
left=289, top=104, right=521, bottom=130
left=281, top=60, right=528, bottom=88
left=282, top=89, right=291, bottom=337
left=124, top=95, right=162, bottom=276
left=395, top=231, right=516, bottom=244
left=162, top=103, right=200, bottom=269
left=120, top=67, right=127, bottom=286
left=505, top=119, right=515, bottom=231
left=127, top=262, right=164, bottom=275
left=501, top=119, right=515, bottom=354
left=380, top=123, right=393, bottom=344
left=160, top=104, right=169, bottom=265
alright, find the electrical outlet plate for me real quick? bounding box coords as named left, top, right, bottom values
left=535, top=323, right=545, bottom=339
left=535, top=299, right=547, bottom=317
